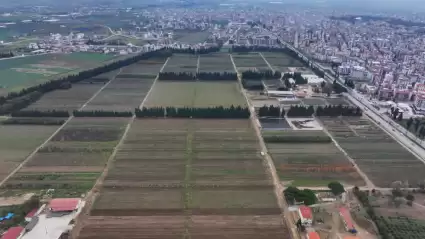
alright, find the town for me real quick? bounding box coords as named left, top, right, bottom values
left=0, top=1, right=423, bottom=239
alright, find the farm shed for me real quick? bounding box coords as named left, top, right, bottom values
left=25, top=209, right=38, bottom=222
left=298, top=205, right=313, bottom=225
left=49, top=198, right=80, bottom=212
left=339, top=207, right=355, bottom=231
left=1, top=226, right=25, bottom=239
left=307, top=231, right=320, bottom=239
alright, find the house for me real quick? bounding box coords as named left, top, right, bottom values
left=1, top=226, right=25, bottom=239
left=49, top=198, right=80, bottom=213
left=307, top=231, right=320, bottom=239
left=339, top=207, right=355, bottom=232
left=298, top=205, right=313, bottom=225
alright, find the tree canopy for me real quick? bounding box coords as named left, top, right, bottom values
left=328, top=181, right=345, bottom=196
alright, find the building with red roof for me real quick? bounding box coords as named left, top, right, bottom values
left=24, top=209, right=38, bottom=222
left=298, top=205, right=313, bottom=225
left=339, top=207, right=355, bottom=231
left=1, top=226, right=24, bottom=239
left=48, top=198, right=80, bottom=212
left=307, top=231, right=320, bottom=239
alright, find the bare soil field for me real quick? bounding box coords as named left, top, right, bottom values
left=0, top=124, right=60, bottom=182
left=231, top=53, right=269, bottom=71
left=199, top=53, right=235, bottom=72
left=266, top=130, right=365, bottom=187
left=144, top=81, right=246, bottom=107
left=163, top=54, right=198, bottom=73
left=320, top=117, right=425, bottom=187
left=188, top=215, right=288, bottom=239
left=78, top=216, right=186, bottom=239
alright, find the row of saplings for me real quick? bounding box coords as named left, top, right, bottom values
left=258, top=105, right=363, bottom=117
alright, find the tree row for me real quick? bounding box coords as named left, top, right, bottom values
left=135, top=106, right=250, bottom=118
left=257, top=104, right=362, bottom=117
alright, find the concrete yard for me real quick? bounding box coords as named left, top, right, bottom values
left=22, top=201, right=85, bottom=239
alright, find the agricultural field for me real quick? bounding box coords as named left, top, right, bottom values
left=80, top=119, right=287, bottom=239
left=2, top=118, right=129, bottom=197
left=0, top=53, right=117, bottom=96
left=0, top=124, right=60, bottom=182
left=174, top=30, right=211, bottom=44
left=144, top=81, right=247, bottom=107
left=24, top=75, right=113, bottom=112
left=198, top=53, right=235, bottom=72
left=261, top=52, right=305, bottom=72
left=83, top=59, right=167, bottom=111
left=231, top=53, right=270, bottom=71
left=320, top=117, right=425, bottom=187
left=162, top=54, right=198, bottom=73
left=374, top=216, right=425, bottom=239
left=119, top=58, right=167, bottom=78
left=264, top=130, right=365, bottom=187
left=302, top=98, right=328, bottom=106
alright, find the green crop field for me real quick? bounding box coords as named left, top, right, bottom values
left=0, top=53, right=117, bottom=96
left=144, top=81, right=247, bottom=107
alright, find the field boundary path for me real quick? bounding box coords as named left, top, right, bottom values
left=0, top=68, right=123, bottom=188
left=318, top=119, right=376, bottom=188
left=183, top=129, right=193, bottom=239
left=196, top=55, right=200, bottom=74
left=70, top=57, right=170, bottom=239
left=259, top=52, right=275, bottom=72
left=230, top=54, right=298, bottom=239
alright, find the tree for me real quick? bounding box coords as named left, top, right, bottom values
left=406, top=194, right=415, bottom=201
left=406, top=117, right=413, bottom=131
left=392, top=189, right=403, bottom=198
left=397, top=112, right=403, bottom=121
left=284, top=186, right=317, bottom=206
left=328, top=181, right=345, bottom=196
left=415, top=119, right=421, bottom=133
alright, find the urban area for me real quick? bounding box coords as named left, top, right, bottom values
left=0, top=1, right=423, bottom=239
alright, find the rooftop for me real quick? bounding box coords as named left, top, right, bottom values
left=1, top=226, right=24, bottom=239
left=49, top=198, right=80, bottom=212
left=339, top=207, right=354, bottom=229
left=299, top=205, right=312, bottom=219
